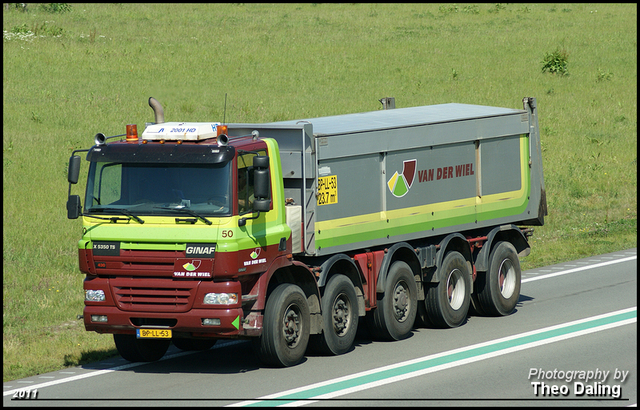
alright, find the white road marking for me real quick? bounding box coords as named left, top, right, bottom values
left=3, top=341, right=243, bottom=397
left=522, top=255, right=636, bottom=283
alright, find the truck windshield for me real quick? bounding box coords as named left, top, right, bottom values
left=84, top=161, right=231, bottom=217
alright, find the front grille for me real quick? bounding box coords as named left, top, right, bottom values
left=94, top=249, right=182, bottom=277
left=111, top=278, right=197, bottom=312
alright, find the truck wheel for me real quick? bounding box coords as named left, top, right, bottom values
left=475, top=241, right=521, bottom=316
left=368, top=261, right=417, bottom=341
left=425, top=251, right=471, bottom=328
left=113, top=333, right=170, bottom=362
left=172, top=338, right=217, bottom=351
left=311, top=274, right=358, bottom=355
left=255, top=283, right=310, bottom=367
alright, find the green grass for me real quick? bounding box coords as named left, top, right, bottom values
left=3, top=3, right=636, bottom=382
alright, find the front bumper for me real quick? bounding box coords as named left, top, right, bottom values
left=83, top=276, right=250, bottom=338
left=84, top=305, right=244, bottom=337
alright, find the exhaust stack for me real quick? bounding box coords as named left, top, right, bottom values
left=148, top=97, right=165, bottom=124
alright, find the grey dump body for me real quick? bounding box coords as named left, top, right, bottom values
left=229, top=97, right=546, bottom=257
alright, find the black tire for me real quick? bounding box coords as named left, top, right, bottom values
left=424, top=251, right=471, bottom=328
left=172, top=338, right=217, bottom=351
left=475, top=241, right=521, bottom=316
left=368, top=261, right=417, bottom=341
left=113, top=333, right=170, bottom=362
left=254, top=283, right=310, bottom=367
left=311, top=274, right=358, bottom=355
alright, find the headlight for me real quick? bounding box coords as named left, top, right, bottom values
left=203, top=292, right=238, bottom=305
left=85, top=289, right=105, bottom=302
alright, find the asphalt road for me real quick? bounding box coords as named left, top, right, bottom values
left=4, top=248, right=636, bottom=407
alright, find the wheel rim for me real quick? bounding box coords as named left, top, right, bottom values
left=393, top=281, right=411, bottom=322
left=498, top=259, right=516, bottom=298
left=446, top=268, right=466, bottom=310
left=282, top=303, right=301, bottom=348
left=332, top=293, right=351, bottom=337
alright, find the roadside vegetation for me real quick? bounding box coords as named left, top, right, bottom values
left=3, top=3, right=636, bottom=381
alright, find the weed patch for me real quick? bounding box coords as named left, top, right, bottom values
left=39, top=3, right=72, bottom=14
left=542, top=47, right=570, bottom=76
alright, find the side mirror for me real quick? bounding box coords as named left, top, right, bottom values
left=253, top=155, right=269, bottom=169
left=253, top=199, right=271, bottom=212
left=253, top=156, right=270, bottom=207
left=67, top=195, right=81, bottom=219
left=238, top=155, right=271, bottom=227
left=68, top=155, right=81, bottom=184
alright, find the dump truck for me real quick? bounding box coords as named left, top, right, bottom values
left=66, top=97, right=546, bottom=367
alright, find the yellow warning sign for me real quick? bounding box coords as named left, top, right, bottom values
left=317, top=175, right=338, bottom=206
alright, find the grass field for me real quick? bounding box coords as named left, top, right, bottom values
left=3, top=3, right=636, bottom=382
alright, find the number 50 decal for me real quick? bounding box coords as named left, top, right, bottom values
left=222, top=230, right=234, bottom=238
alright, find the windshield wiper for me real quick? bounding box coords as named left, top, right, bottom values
left=83, top=214, right=132, bottom=223
left=154, top=206, right=212, bottom=225
left=89, top=208, right=145, bottom=224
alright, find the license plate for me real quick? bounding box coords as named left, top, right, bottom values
left=136, top=328, right=172, bottom=339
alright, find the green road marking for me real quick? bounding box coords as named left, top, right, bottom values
left=230, top=307, right=636, bottom=407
